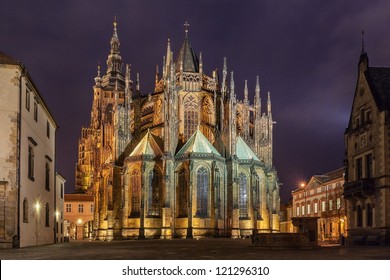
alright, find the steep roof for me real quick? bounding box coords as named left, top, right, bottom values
left=130, top=130, right=163, bottom=157
left=175, top=36, right=199, bottom=73
left=176, top=128, right=220, bottom=156
left=235, top=136, right=260, bottom=161
left=365, top=66, right=390, bottom=111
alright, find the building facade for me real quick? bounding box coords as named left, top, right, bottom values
left=64, top=194, right=94, bottom=240
left=0, top=51, right=59, bottom=247
left=292, top=168, right=347, bottom=242
left=344, top=49, right=390, bottom=245
left=75, top=21, right=281, bottom=240
left=55, top=172, right=65, bottom=243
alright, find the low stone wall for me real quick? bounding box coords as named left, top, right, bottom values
left=251, top=233, right=318, bottom=249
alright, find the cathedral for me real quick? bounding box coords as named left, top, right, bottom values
left=75, top=20, right=281, bottom=240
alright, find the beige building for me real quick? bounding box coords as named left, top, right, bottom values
left=55, top=173, right=65, bottom=243
left=292, top=168, right=347, bottom=242
left=344, top=49, right=390, bottom=245
left=64, top=194, right=94, bottom=240
left=75, top=21, right=281, bottom=240
left=0, top=51, right=58, bottom=247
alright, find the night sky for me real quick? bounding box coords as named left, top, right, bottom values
left=2, top=0, right=390, bottom=203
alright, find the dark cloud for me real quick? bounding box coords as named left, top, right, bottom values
left=1, top=0, right=390, bottom=203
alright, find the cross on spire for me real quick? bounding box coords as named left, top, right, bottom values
left=361, top=30, right=365, bottom=54
left=184, top=21, right=190, bottom=37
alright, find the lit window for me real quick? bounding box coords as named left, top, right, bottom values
left=301, top=205, right=305, bottom=216
left=148, top=169, right=161, bottom=216
left=131, top=170, right=141, bottom=215
left=321, top=201, right=326, bottom=212
left=196, top=167, right=209, bottom=218
left=183, top=94, right=198, bottom=141
left=314, top=202, right=318, bottom=213
left=296, top=206, right=300, bottom=216
left=307, top=204, right=311, bottom=215
left=178, top=169, right=188, bottom=217
left=238, top=173, right=248, bottom=218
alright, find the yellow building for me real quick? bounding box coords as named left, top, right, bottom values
left=292, top=168, right=347, bottom=242
left=75, top=21, right=281, bottom=240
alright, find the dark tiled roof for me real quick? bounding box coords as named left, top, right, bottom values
left=0, top=51, right=21, bottom=65
left=175, top=37, right=199, bottom=73
left=64, top=194, right=94, bottom=202
left=365, top=67, right=390, bottom=111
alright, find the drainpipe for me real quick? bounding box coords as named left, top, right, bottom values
left=16, top=66, right=27, bottom=247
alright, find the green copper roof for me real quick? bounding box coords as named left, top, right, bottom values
left=130, top=130, right=163, bottom=157
left=176, top=128, right=221, bottom=156
left=236, top=136, right=260, bottom=161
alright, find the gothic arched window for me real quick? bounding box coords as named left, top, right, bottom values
left=131, top=169, right=141, bottom=216
left=23, top=198, right=28, bottom=223
left=148, top=169, right=161, bottom=216
left=183, top=94, right=198, bottom=141
left=253, top=175, right=261, bottom=218
left=239, top=172, right=248, bottom=218
left=178, top=169, right=188, bottom=217
left=196, top=167, right=208, bottom=218
left=214, top=169, right=221, bottom=219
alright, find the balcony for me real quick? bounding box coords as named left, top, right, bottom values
left=343, top=178, right=375, bottom=198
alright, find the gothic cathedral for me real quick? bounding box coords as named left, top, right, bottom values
left=75, top=21, right=281, bottom=240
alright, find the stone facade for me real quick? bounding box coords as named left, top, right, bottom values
left=75, top=21, right=281, bottom=240
left=344, top=50, right=390, bottom=245
left=0, top=51, right=58, bottom=247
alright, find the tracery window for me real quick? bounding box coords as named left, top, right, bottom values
left=148, top=169, right=161, bottom=216
left=214, top=170, right=221, bottom=219
left=131, top=170, right=141, bottom=215
left=178, top=169, right=188, bottom=217
left=253, top=175, right=260, bottom=218
left=202, top=97, right=214, bottom=125
left=196, top=167, right=208, bottom=218
left=239, top=172, right=248, bottom=218
left=184, top=94, right=198, bottom=141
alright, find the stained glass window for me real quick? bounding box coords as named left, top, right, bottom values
left=148, top=169, right=160, bottom=216
left=215, top=170, right=221, bottom=218
left=178, top=169, right=188, bottom=217
left=196, top=167, right=208, bottom=218
left=131, top=170, right=141, bottom=215
left=239, top=173, right=248, bottom=218
left=184, top=94, right=198, bottom=141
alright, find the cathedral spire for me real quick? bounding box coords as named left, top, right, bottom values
left=155, top=65, right=159, bottom=88
left=221, top=57, right=228, bottom=99
left=106, top=17, right=123, bottom=76
left=255, top=75, right=261, bottom=114
left=244, top=80, right=248, bottom=102
left=267, top=91, right=272, bottom=115
left=94, top=62, right=102, bottom=87
left=199, top=52, right=203, bottom=74
left=230, top=71, right=235, bottom=101
left=136, top=73, right=140, bottom=91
